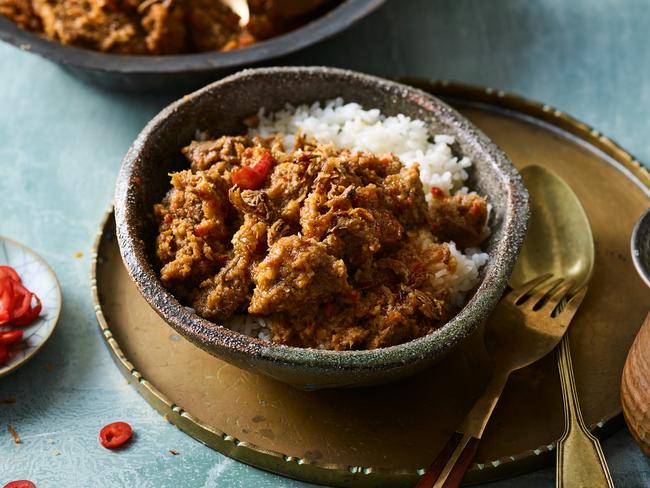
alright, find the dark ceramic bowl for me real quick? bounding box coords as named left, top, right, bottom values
left=114, top=67, right=529, bottom=389
left=631, top=208, right=650, bottom=288
left=0, top=0, right=383, bottom=91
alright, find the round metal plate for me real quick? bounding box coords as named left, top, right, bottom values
left=91, top=82, right=650, bottom=486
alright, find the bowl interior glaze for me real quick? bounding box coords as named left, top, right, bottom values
left=115, top=67, right=528, bottom=389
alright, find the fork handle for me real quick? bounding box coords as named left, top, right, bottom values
left=416, top=370, right=510, bottom=488
left=415, top=432, right=479, bottom=488
left=556, top=336, right=614, bottom=488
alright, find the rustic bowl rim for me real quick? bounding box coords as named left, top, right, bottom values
left=0, top=0, right=384, bottom=75
left=114, top=66, right=529, bottom=373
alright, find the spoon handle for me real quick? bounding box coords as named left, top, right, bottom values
left=556, top=335, right=615, bottom=488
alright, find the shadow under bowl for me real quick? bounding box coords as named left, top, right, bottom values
left=114, top=66, right=529, bottom=389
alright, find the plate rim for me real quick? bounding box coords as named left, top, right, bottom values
left=0, top=235, right=62, bottom=378
left=91, top=81, right=650, bottom=487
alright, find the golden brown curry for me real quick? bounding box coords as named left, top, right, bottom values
left=154, top=134, right=488, bottom=350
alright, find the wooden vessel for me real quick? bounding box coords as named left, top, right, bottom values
left=622, top=312, right=650, bottom=457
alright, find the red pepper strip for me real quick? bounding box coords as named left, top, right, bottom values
left=231, top=150, right=273, bottom=190
left=99, top=421, right=133, bottom=449
left=0, top=330, right=23, bottom=345
left=0, top=266, right=41, bottom=327
left=3, top=481, right=37, bottom=488
left=0, top=344, right=8, bottom=367
left=9, top=282, right=32, bottom=321
left=10, top=294, right=41, bottom=327
left=469, top=202, right=484, bottom=217
left=0, top=265, right=21, bottom=283
left=0, top=277, right=14, bottom=325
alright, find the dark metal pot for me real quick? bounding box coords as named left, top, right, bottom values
left=0, top=0, right=384, bottom=91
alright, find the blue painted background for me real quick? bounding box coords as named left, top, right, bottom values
left=1, top=0, right=649, bottom=486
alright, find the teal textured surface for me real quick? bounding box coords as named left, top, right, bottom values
left=1, top=0, right=649, bottom=486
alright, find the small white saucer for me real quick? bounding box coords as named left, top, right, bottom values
left=0, top=236, right=62, bottom=378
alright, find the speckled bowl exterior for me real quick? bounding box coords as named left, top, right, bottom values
left=114, top=67, right=529, bottom=389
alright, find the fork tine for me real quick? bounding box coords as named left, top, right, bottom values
left=539, top=279, right=575, bottom=315
left=556, top=286, right=589, bottom=322
left=521, top=277, right=565, bottom=310
left=506, top=273, right=554, bottom=303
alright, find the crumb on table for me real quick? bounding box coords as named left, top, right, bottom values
left=8, top=424, right=21, bottom=444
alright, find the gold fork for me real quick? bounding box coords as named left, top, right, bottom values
left=416, top=275, right=588, bottom=488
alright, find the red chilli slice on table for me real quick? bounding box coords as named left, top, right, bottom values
left=3, top=481, right=37, bottom=488
left=99, top=422, right=133, bottom=449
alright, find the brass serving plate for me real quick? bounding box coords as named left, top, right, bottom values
left=91, top=82, right=650, bottom=487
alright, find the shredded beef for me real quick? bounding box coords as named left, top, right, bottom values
left=154, top=135, right=489, bottom=350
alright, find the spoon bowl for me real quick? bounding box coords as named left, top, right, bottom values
left=509, top=165, right=594, bottom=289
left=508, top=165, right=613, bottom=488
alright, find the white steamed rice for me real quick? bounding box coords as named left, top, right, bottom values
left=249, top=98, right=472, bottom=196
left=227, top=98, right=489, bottom=340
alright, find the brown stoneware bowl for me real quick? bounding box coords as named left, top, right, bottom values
left=114, top=67, right=529, bottom=389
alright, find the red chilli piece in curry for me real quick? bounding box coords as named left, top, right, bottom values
left=231, top=150, right=273, bottom=190
left=430, top=186, right=446, bottom=199
left=99, top=422, right=133, bottom=449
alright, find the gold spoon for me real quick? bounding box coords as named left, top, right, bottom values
left=417, top=165, right=610, bottom=488
left=510, top=165, right=613, bottom=488
left=417, top=281, right=587, bottom=488
left=510, top=165, right=594, bottom=291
